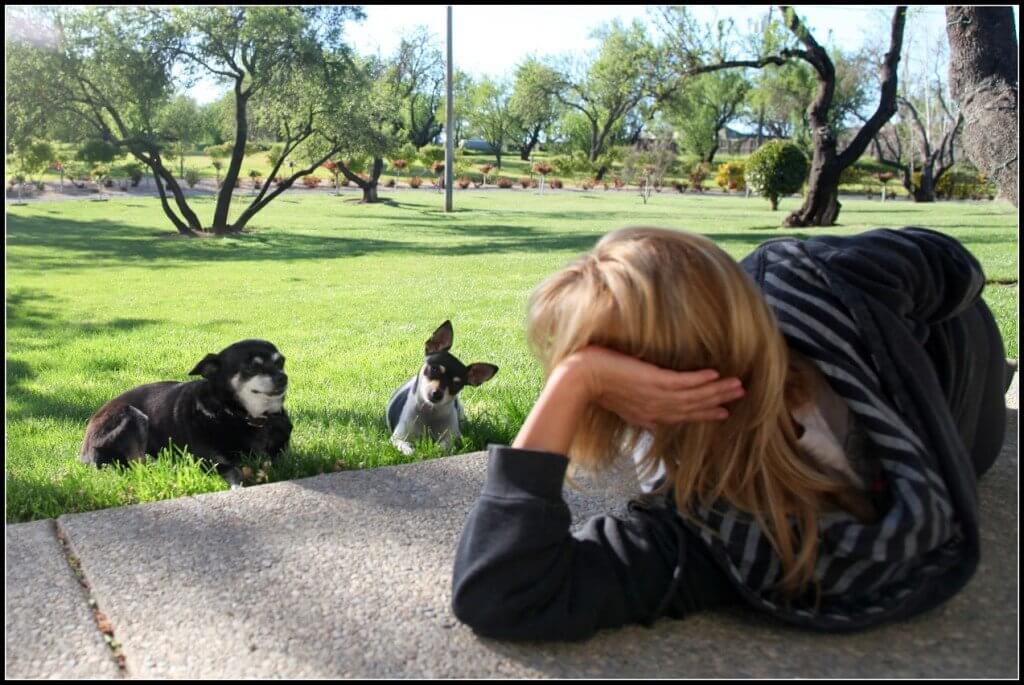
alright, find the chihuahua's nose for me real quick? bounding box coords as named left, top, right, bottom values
left=430, top=389, right=444, bottom=403
left=273, top=372, right=288, bottom=392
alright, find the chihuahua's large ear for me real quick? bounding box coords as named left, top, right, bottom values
left=425, top=320, right=454, bottom=355
left=189, top=353, right=221, bottom=378
left=466, top=363, right=499, bottom=386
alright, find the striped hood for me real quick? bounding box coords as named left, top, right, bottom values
left=681, top=228, right=984, bottom=631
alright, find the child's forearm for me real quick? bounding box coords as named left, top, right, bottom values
left=511, top=357, right=592, bottom=455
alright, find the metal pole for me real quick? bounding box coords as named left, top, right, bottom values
left=444, top=5, right=454, bottom=212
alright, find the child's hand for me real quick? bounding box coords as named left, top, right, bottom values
left=565, top=346, right=744, bottom=430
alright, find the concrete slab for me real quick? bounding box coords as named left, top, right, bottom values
left=55, top=390, right=1018, bottom=678
left=4, top=519, right=120, bottom=678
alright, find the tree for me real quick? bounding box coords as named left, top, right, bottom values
left=509, top=58, right=563, bottom=160
left=468, top=77, right=514, bottom=170
left=666, top=69, right=749, bottom=163
left=747, top=140, right=808, bottom=210
left=386, top=27, right=445, bottom=149
left=13, top=139, right=55, bottom=182
left=172, top=6, right=366, bottom=233
left=657, top=5, right=907, bottom=227
left=319, top=55, right=405, bottom=203
left=542, top=20, right=661, bottom=177
left=160, top=95, right=204, bottom=179
left=6, top=6, right=365, bottom=235
left=946, top=6, right=1018, bottom=207
left=872, top=54, right=964, bottom=203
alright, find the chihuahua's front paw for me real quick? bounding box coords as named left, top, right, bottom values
left=391, top=437, right=415, bottom=456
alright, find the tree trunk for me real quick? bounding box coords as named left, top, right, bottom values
left=946, top=6, right=1018, bottom=207
left=911, top=166, right=936, bottom=202
left=496, top=149, right=502, bottom=170
left=780, top=6, right=905, bottom=227
left=360, top=157, right=384, bottom=203
left=213, top=86, right=249, bottom=230
left=786, top=152, right=842, bottom=227
left=519, top=125, right=542, bottom=160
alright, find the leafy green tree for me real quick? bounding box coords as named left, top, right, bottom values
left=160, top=95, right=204, bottom=179
left=172, top=6, right=366, bottom=232
left=666, top=70, right=749, bottom=163
left=316, top=55, right=406, bottom=203
left=385, top=26, right=445, bottom=149
left=508, top=58, right=563, bottom=160
left=468, top=77, right=515, bottom=169
left=747, top=140, right=808, bottom=210
left=13, top=139, right=55, bottom=182
left=656, top=5, right=907, bottom=227
left=542, top=20, right=662, bottom=177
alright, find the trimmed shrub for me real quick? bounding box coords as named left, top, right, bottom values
left=746, top=141, right=808, bottom=210
left=184, top=166, right=202, bottom=188
left=302, top=175, right=322, bottom=188
left=77, top=139, right=117, bottom=164
left=550, top=178, right=564, bottom=189
left=122, top=162, right=144, bottom=187
left=419, top=145, right=446, bottom=165
left=715, top=161, right=746, bottom=191
left=520, top=176, right=535, bottom=189
left=409, top=176, right=423, bottom=188
left=431, top=160, right=446, bottom=176
left=457, top=176, right=471, bottom=189
left=673, top=180, right=688, bottom=193
left=384, top=177, right=396, bottom=187
left=579, top=179, right=596, bottom=190
left=497, top=176, right=513, bottom=188
left=935, top=167, right=996, bottom=200
left=204, top=143, right=232, bottom=159
left=532, top=161, right=553, bottom=176
left=687, top=163, right=708, bottom=192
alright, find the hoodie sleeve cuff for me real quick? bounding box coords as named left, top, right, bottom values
left=483, top=444, right=570, bottom=502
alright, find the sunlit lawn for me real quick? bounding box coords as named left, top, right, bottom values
left=5, top=190, right=1017, bottom=521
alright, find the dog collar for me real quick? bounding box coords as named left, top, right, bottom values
left=223, top=405, right=269, bottom=427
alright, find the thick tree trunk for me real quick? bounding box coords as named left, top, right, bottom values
left=946, top=6, right=1018, bottom=207
left=786, top=149, right=842, bottom=227
left=214, top=86, right=249, bottom=230
left=519, top=125, right=542, bottom=160
left=783, top=6, right=905, bottom=227
left=336, top=156, right=384, bottom=204
left=912, top=166, right=936, bottom=202
left=703, top=142, right=719, bottom=165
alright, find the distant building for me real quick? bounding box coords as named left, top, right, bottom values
left=718, top=126, right=787, bottom=155
left=460, top=138, right=500, bottom=153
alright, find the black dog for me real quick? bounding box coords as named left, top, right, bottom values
left=80, top=339, right=292, bottom=487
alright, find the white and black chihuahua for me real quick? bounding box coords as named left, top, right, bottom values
left=386, top=321, right=498, bottom=455
left=80, top=339, right=292, bottom=487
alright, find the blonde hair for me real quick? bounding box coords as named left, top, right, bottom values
left=526, top=227, right=849, bottom=595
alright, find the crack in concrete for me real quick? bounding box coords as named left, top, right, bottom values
left=54, top=520, right=128, bottom=676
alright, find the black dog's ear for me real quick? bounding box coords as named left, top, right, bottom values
left=466, top=363, right=499, bottom=386
left=189, top=353, right=221, bottom=378
left=425, top=320, right=454, bottom=355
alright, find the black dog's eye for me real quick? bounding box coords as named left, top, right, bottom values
left=278, top=357, right=286, bottom=369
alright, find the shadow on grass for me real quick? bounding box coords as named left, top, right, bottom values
left=6, top=212, right=803, bottom=273
left=6, top=289, right=171, bottom=422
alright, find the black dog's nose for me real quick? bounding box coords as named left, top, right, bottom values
left=274, top=372, right=288, bottom=392
left=430, top=390, right=443, bottom=402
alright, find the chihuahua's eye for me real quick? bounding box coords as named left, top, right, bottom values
left=428, top=365, right=439, bottom=375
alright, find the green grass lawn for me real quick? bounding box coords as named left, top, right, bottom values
left=6, top=191, right=1018, bottom=522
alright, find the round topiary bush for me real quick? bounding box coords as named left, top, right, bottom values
left=746, top=141, right=808, bottom=210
